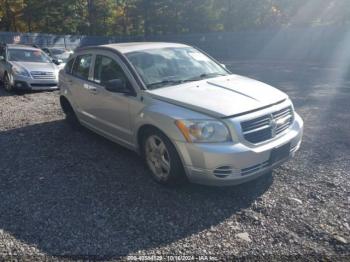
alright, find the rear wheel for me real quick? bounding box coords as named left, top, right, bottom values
left=3, top=73, right=13, bottom=92
left=60, top=96, right=80, bottom=127
left=142, top=128, right=187, bottom=185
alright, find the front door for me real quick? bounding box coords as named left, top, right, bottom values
left=84, top=52, right=136, bottom=148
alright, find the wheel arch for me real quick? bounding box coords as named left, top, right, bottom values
left=59, top=94, right=79, bottom=115
left=137, top=124, right=169, bottom=152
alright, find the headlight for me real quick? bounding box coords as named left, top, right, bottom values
left=175, top=120, right=231, bottom=143
left=12, top=66, right=30, bottom=77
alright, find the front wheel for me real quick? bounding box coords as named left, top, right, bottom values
left=142, top=128, right=186, bottom=185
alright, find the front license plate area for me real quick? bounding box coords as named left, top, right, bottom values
left=269, top=143, right=291, bottom=165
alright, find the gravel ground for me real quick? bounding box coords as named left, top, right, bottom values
left=0, top=61, right=349, bottom=261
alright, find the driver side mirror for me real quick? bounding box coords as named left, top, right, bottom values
left=0, top=55, right=5, bottom=61
left=105, top=79, right=134, bottom=95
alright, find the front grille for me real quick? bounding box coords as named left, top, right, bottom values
left=30, top=71, right=56, bottom=80
left=241, top=106, right=294, bottom=144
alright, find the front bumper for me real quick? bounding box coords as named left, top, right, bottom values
left=174, top=113, right=303, bottom=186
left=13, top=75, right=58, bottom=91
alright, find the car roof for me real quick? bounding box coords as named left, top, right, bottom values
left=6, top=44, right=40, bottom=51
left=100, top=42, right=190, bottom=54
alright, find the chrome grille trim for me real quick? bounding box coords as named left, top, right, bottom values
left=241, top=106, right=294, bottom=144
left=30, top=71, right=56, bottom=80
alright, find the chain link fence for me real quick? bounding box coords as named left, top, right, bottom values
left=0, top=26, right=348, bottom=63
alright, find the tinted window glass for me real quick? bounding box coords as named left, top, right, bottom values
left=72, top=54, right=92, bottom=80
left=65, top=57, right=75, bottom=74
left=93, top=55, right=129, bottom=87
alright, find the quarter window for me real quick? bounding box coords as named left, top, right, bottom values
left=93, top=55, right=129, bottom=87
left=72, top=54, right=92, bottom=80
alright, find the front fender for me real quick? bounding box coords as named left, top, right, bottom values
left=133, top=98, right=216, bottom=149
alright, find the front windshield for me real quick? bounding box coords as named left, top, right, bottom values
left=126, top=47, right=229, bottom=89
left=8, top=49, right=52, bottom=63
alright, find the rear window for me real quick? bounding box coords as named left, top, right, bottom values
left=72, top=54, right=92, bottom=80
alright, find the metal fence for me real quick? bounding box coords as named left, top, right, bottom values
left=0, top=26, right=348, bottom=63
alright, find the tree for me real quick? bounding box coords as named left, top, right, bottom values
left=0, top=0, right=349, bottom=36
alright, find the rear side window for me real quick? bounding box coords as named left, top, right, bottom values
left=65, top=57, right=75, bottom=74
left=72, top=54, right=92, bottom=80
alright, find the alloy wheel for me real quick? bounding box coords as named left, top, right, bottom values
left=145, top=135, right=171, bottom=180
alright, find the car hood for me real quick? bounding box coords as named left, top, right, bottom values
left=10, top=61, right=58, bottom=72
left=147, top=74, right=288, bottom=118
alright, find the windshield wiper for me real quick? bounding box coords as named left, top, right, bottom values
left=147, top=73, right=227, bottom=89
left=185, top=73, right=227, bottom=82
left=147, top=79, right=187, bottom=89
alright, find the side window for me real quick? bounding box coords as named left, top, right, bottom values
left=65, top=57, right=75, bottom=74
left=72, top=54, right=92, bottom=80
left=93, top=55, right=130, bottom=87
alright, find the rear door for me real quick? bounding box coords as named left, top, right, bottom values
left=68, top=52, right=95, bottom=122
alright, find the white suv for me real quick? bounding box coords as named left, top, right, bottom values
left=0, top=44, right=59, bottom=92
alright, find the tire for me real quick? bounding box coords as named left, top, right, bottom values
left=60, top=96, right=80, bottom=127
left=3, top=73, right=13, bottom=92
left=141, top=127, right=187, bottom=185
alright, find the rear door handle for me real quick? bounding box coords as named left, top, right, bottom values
left=90, top=86, right=98, bottom=93
left=83, top=83, right=98, bottom=94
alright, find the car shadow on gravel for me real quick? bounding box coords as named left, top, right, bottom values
left=0, top=87, right=51, bottom=97
left=0, top=120, right=273, bottom=257
left=0, top=86, right=28, bottom=97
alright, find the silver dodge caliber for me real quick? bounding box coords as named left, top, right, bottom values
left=59, top=42, right=303, bottom=186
